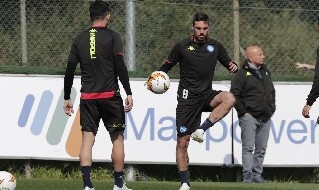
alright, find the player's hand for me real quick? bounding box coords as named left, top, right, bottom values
left=124, top=95, right=133, bottom=112
left=295, top=63, right=315, bottom=70
left=295, top=63, right=306, bottom=69
left=63, top=99, right=74, bottom=116
left=302, top=104, right=311, bottom=118
left=228, top=61, right=238, bottom=73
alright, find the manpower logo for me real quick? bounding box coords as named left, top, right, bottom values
left=17, top=88, right=82, bottom=158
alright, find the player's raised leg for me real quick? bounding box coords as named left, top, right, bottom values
left=191, top=91, right=235, bottom=143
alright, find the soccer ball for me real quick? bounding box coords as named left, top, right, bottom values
left=0, top=171, right=16, bottom=190
left=147, top=71, right=170, bottom=94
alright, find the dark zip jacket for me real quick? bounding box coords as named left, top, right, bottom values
left=230, top=60, right=276, bottom=122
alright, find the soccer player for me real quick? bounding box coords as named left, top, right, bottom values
left=301, top=16, right=319, bottom=119
left=147, top=12, right=238, bottom=190
left=230, top=45, right=276, bottom=183
left=63, top=1, right=133, bottom=190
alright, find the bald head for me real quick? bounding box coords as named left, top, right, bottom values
left=246, top=45, right=265, bottom=65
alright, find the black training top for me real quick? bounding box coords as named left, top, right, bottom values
left=64, top=27, right=132, bottom=100
left=159, top=36, right=233, bottom=94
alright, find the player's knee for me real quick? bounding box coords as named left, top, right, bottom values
left=177, top=137, right=189, bottom=150
left=222, top=92, right=236, bottom=106
left=229, top=93, right=236, bottom=105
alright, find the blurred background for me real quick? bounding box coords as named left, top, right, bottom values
left=1, top=0, right=319, bottom=81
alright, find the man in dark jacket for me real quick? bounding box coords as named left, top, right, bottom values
left=230, top=45, right=276, bottom=183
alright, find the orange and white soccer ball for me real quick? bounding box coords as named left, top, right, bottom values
left=0, top=171, right=16, bottom=190
left=147, top=71, right=170, bottom=94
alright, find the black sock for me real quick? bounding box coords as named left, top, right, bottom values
left=81, top=166, right=93, bottom=188
left=179, top=170, right=190, bottom=186
left=198, top=118, right=214, bottom=132
left=114, top=171, right=124, bottom=188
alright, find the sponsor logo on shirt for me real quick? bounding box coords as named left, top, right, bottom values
left=89, top=29, right=97, bottom=59
left=188, top=46, right=195, bottom=51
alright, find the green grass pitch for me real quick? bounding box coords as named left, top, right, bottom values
left=14, top=179, right=319, bottom=190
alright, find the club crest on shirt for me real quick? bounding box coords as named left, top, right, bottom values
left=207, top=45, right=214, bottom=52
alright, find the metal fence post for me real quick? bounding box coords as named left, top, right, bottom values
left=233, top=0, right=240, bottom=64
left=20, top=0, right=28, bottom=66
left=125, top=0, right=136, bottom=71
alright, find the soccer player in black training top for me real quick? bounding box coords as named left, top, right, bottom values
left=147, top=12, right=238, bottom=190
left=63, top=1, right=133, bottom=190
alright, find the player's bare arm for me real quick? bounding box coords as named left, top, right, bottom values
left=295, top=63, right=315, bottom=70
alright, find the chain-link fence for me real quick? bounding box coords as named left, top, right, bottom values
left=1, top=0, right=319, bottom=80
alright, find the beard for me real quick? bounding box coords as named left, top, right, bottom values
left=194, top=35, right=207, bottom=43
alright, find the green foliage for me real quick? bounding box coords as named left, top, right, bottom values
left=25, top=2, right=89, bottom=67
left=30, top=166, right=64, bottom=179
left=0, top=27, right=21, bottom=66
left=0, top=160, right=116, bottom=180
left=91, top=166, right=114, bottom=180
left=1, top=0, right=318, bottom=80
left=239, top=7, right=318, bottom=79
left=1, top=159, right=319, bottom=184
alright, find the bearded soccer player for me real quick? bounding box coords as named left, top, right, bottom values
left=147, top=12, right=238, bottom=190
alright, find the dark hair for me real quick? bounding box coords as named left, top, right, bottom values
left=192, top=12, right=209, bottom=25
left=89, top=0, right=110, bottom=21
left=317, top=16, right=319, bottom=25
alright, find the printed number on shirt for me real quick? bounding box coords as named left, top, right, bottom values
left=182, top=89, right=189, bottom=99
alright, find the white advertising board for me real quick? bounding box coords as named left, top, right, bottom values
left=0, top=75, right=318, bottom=166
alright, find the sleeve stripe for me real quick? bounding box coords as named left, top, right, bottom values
left=165, top=59, right=172, bottom=64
